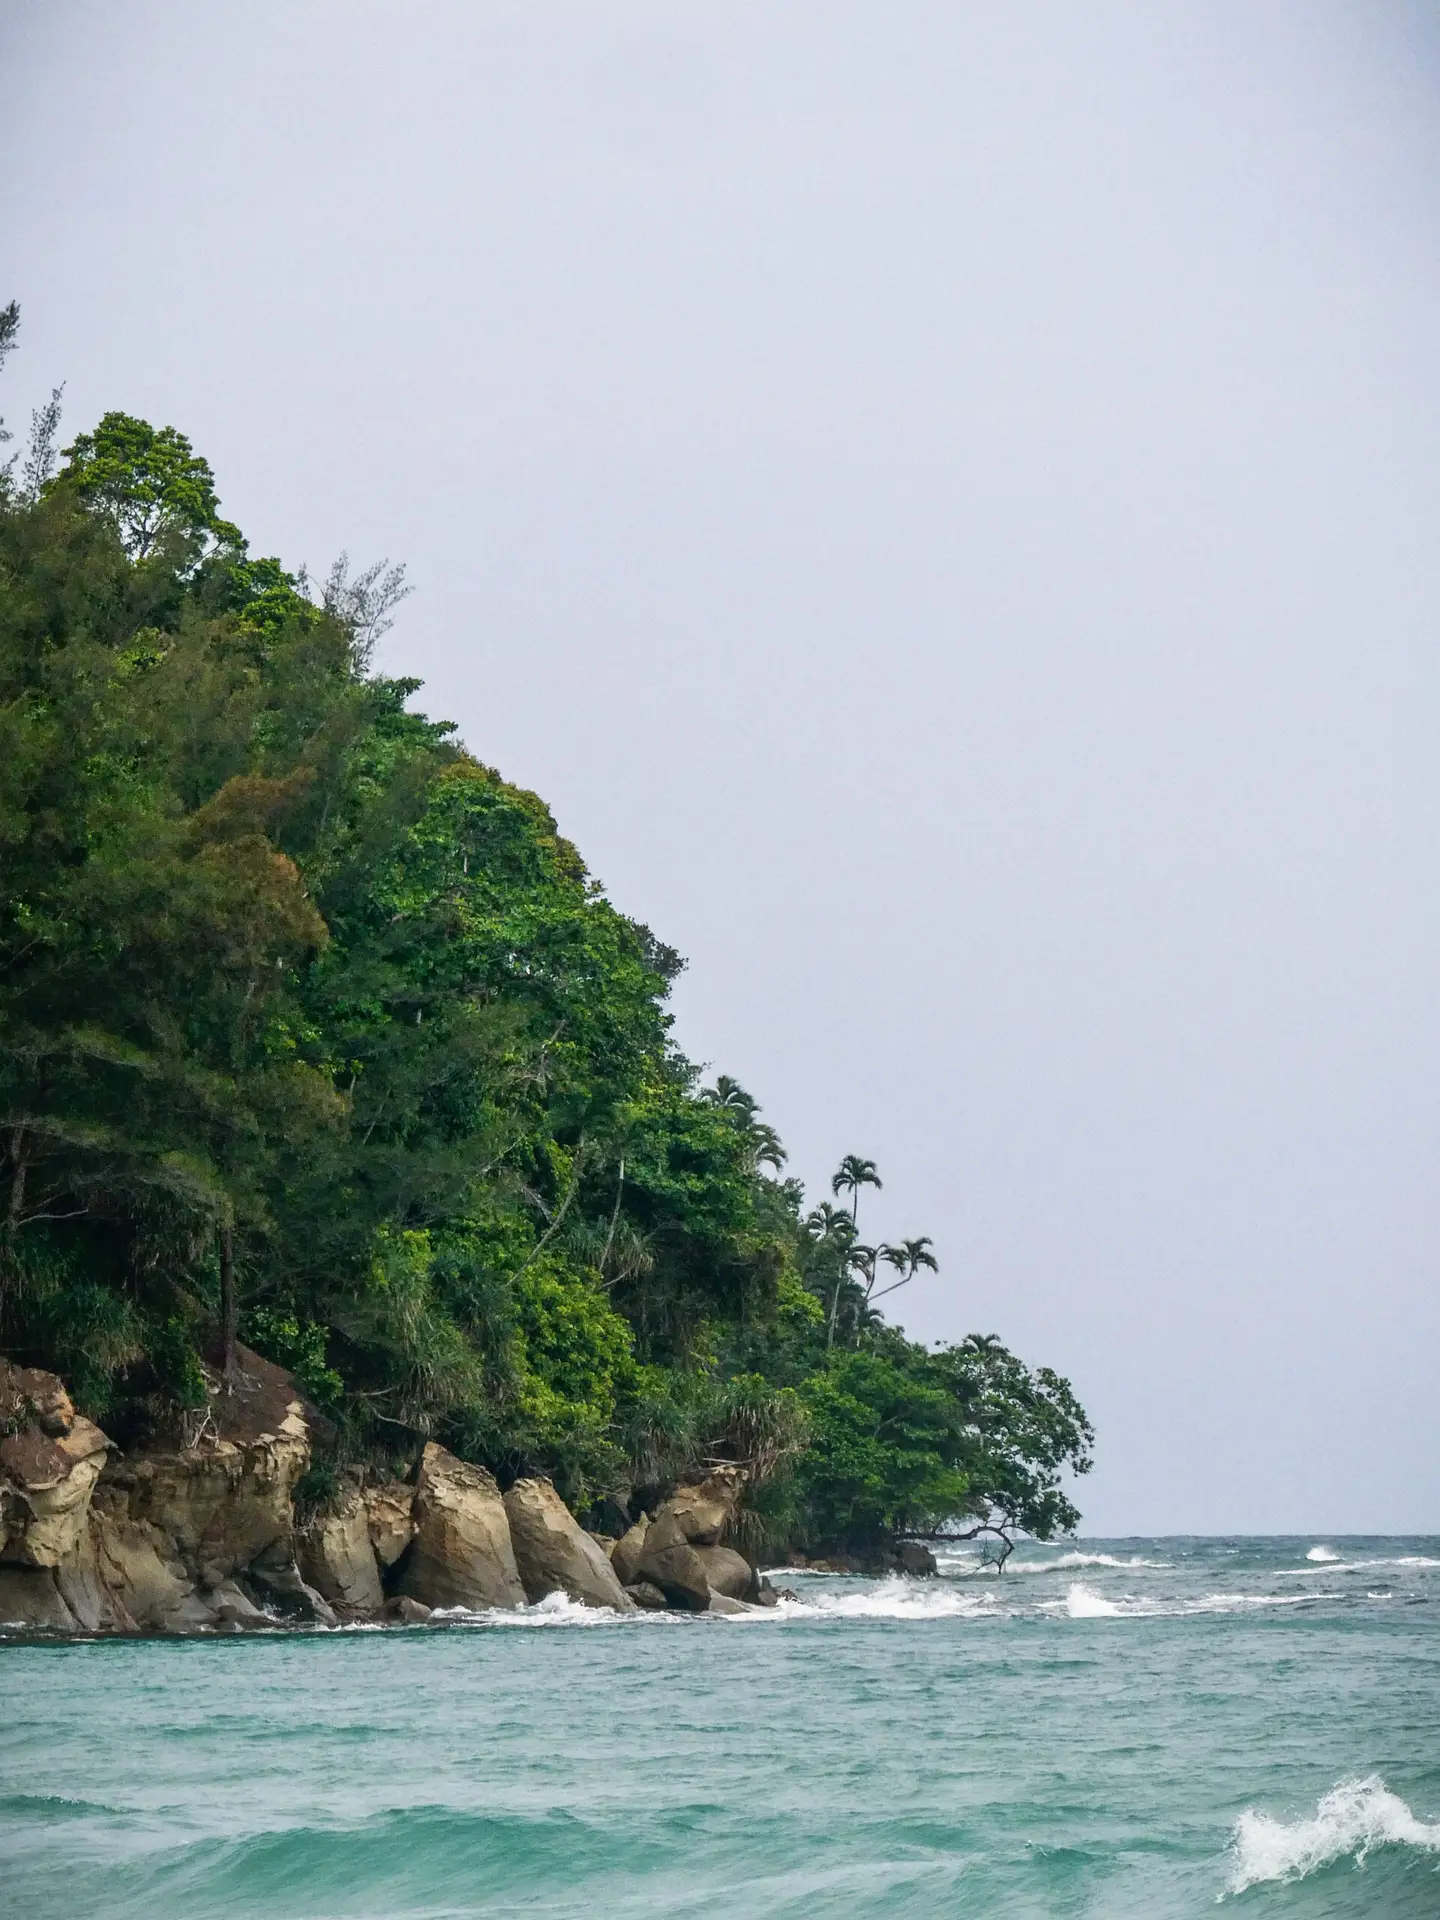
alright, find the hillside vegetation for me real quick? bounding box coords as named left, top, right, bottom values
left=0, top=306, right=1091, bottom=1563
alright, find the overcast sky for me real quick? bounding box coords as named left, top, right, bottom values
left=4, top=2, right=1438, bottom=1533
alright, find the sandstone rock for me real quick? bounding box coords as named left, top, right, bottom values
left=363, top=1480, right=417, bottom=1570
left=0, top=1565, right=77, bottom=1628
left=210, top=1580, right=272, bottom=1628
left=694, top=1544, right=757, bottom=1601
left=894, top=1540, right=938, bottom=1577
left=637, top=1539, right=712, bottom=1612
left=245, top=1542, right=338, bottom=1625
left=386, top=1594, right=432, bottom=1624
left=705, top=1590, right=755, bottom=1615
left=297, top=1487, right=384, bottom=1612
left=503, top=1478, right=634, bottom=1611
left=0, top=1359, right=111, bottom=1567
left=609, top=1515, right=651, bottom=1587
left=650, top=1467, right=747, bottom=1548
left=624, top=1580, right=669, bottom=1610
left=81, top=1495, right=190, bottom=1630
left=107, top=1349, right=313, bottom=1592
left=397, top=1443, right=524, bottom=1611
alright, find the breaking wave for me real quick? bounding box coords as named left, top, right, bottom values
left=956, top=1550, right=1174, bottom=1575
left=427, top=1592, right=638, bottom=1629
left=1227, top=1775, right=1440, bottom=1893
left=1059, top=1583, right=1122, bottom=1618
left=1306, top=1545, right=1341, bottom=1562
left=773, top=1577, right=995, bottom=1621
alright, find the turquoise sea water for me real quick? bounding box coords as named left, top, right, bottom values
left=3, top=1536, right=1438, bottom=1918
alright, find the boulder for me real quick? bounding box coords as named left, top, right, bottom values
left=503, top=1478, right=634, bottom=1611
left=624, top=1580, right=669, bottom=1611
left=637, top=1539, right=712, bottom=1613
left=609, top=1515, right=651, bottom=1587
left=297, top=1487, right=384, bottom=1612
left=694, top=1544, right=757, bottom=1601
left=209, top=1581, right=271, bottom=1628
left=0, top=1360, right=111, bottom=1567
left=397, top=1443, right=525, bottom=1611
left=387, top=1594, right=433, bottom=1624
left=363, top=1480, right=417, bottom=1570
left=651, top=1467, right=747, bottom=1548
left=894, top=1540, right=938, bottom=1577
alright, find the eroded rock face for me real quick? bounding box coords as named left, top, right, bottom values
left=297, top=1486, right=385, bottom=1613
left=363, top=1480, right=417, bottom=1571
left=0, top=1360, right=111, bottom=1568
left=110, top=1362, right=312, bottom=1594
left=651, top=1468, right=747, bottom=1549
left=397, top=1443, right=524, bottom=1611
left=503, top=1477, right=634, bottom=1611
left=0, top=1346, right=330, bottom=1633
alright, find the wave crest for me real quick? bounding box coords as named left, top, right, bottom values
left=774, top=1577, right=994, bottom=1621
left=1227, top=1775, right=1440, bottom=1893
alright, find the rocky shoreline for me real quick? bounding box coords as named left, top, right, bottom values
left=0, top=1351, right=811, bottom=1634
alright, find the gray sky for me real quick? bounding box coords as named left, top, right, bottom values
left=4, top=2, right=1438, bottom=1533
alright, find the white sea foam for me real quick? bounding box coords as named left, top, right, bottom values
left=1061, top=1583, right=1123, bottom=1618
left=429, top=1592, right=639, bottom=1629
left=1305, top=1545, right=1341, bottom=1562
left=774, top=1576, right=995, bottom=1622
left=1014, top=1551, right=1172, bottom=1574
left=1227, top=1775, right=1440, bottom=1893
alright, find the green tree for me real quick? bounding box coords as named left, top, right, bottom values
left=831, top=1153, right=882, bottom=1228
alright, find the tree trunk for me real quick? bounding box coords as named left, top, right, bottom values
left=219, top=1220, right=238, bottom=1384
left=0, top=1127, right=27, bottom=1329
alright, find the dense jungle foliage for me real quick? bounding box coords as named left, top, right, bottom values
left=0, top=306, right=1091, bottom=1561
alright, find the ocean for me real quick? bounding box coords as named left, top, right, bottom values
left=3, top=1536, right=1437, bottom=1917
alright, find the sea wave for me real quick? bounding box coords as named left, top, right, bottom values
left=427, top=1592, right=641, bottom=1629
left=1278, top=1555, right=1440, bottom=1576
left=773, top=1577, right=996, bottom=1622
left=1306, top=1545, right=1341, bottom=1562
left=1060, top=1583, right=1122, bottom=1618
left=1227, top=1775, right=1440, bottom=1893
left=1003, top=1550, right=1173, bottom=1574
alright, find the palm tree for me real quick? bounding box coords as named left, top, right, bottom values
left=701, top=1075, right=758, bottom=1122
left=831, top=1154, right=882, bottom=1230
left=702, top=1076, right=787, bottom=1173
left=805, top=1201, right=856, bottom=1244
left=872, top=1234, right=939, bottom=1303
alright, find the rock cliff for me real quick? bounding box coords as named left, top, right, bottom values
left=0, top=1357, right=767, bottom=1633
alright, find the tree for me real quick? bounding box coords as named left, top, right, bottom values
left=831, top=1153, right=881, bottom=1228
left=702, top=1076, right=787, bottom=1173
left=57, top=412, right=241, bottom=561
left=874, top=1235, right=939, bottom=1303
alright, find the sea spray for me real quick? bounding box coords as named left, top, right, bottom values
left=1227, top=1775, right=1440, bottom=1893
